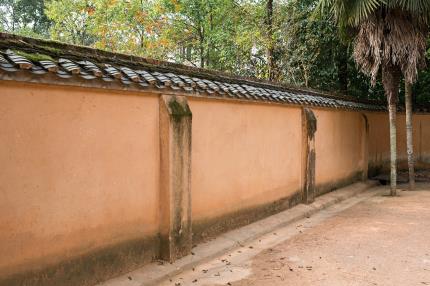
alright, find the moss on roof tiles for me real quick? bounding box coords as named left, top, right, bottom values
left=12, top=50, right=54, bottom=62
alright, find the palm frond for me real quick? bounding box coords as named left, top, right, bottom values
left=353, top=9, right=428, bottom=84
left=317, top=0, right=430, bottom=26
left=388, top=0, right=430, bottom=23
left=389, top=0, right=430, bottom=13
left=317, top=0, right=429, bottom=84
left=349, top=0, right=382, bottom=26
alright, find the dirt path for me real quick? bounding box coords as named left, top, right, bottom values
left=159, top=185, right=430, bottom=286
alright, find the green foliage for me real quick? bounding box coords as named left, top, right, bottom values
left=278, top=0, right=340, bottom=89
left=414, top=68, right=430, bottom=103
left=0, top=0, right=50, bottom=37
left=0, top=0, right=429, bottom=104
left=45, top=0, right=96, bottom=46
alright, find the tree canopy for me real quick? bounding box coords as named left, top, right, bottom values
left=0, top=0, right=429, bottom=103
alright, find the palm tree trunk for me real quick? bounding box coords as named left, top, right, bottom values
left=382, top=65, right=401, bottom=196
left=388, top=97, right=397, bottom=196
left=405, top=82, right=415, bottom=190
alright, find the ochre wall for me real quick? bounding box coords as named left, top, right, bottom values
left=417, top=114, right=430, bottom=162
left=314, top=110, right=366, bottom=193
left=367, top=112, right=430, bottom=172
left=188, top=99, right=303, bottom=224
left=0, top=82, right=160, bottom=278
left=3, top=79, right=430, bottom=285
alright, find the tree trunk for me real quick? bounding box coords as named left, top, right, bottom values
left=266, top=0, right=275, bottom=81
left=382, top=64, right=401, bottom=196
left=405, top=82, right=415, bottom=190
left=199, top=33, right=205, bottom=68
left=337, top=44, right=348, bottom=95
left=388, top=97, right=397, bottom=196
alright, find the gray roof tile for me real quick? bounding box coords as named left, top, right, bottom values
left=78, top=61, right=102, bottom=77
left=104, top=64, right=121, bottom=79
left=59, top=58, right=80, bottom=74
left=6, top=49, right=32, bottom=69
left=40, top=60, right=58, bottom=72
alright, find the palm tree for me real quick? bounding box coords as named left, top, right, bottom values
left=318, top=0, right=429, bottom=196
